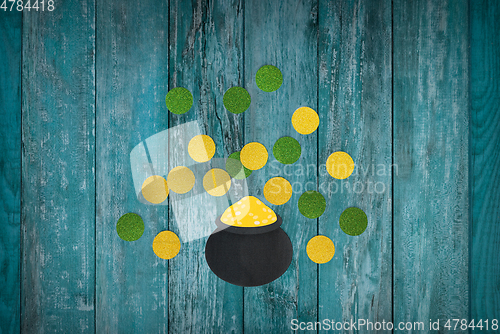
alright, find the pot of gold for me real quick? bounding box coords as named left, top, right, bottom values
left=205, top=196, right=293, bottom=287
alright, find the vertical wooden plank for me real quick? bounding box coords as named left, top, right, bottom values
left=168, top=0, right=244, bottom=332
left=471, top=0, right=500, bottom=323
left=0, top=10, right=22, bottom=334
left=96, top=0, right=170, bottom=332
left=393, top=0, right=469, bottom=330
left=243, top=0, right=318, bottom=331
left=21, top=0, right=96, bottom=332
left=318, top=0, right=392, bottom=331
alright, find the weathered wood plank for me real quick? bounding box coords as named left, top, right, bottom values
left=393, top=0, right=469, bottom=330
left=95, top=0, right=171, bottom=332
left=318, top=0, right=392, bottom=331
left=471, top=0, right=500, bottom=323
left=168, top=0, right=244, bottom=332
left=243, top=0, right=318, bottom=331
left=21, top=1, right=96, bottom=332
left=0, top=10, right=22, bottom=334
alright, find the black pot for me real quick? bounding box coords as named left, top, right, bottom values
left=205, top=214, right=293, bottom=287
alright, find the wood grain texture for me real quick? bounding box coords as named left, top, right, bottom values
left=393, top=0, right=470, bottom=330
left=21, top=0, right=96, bottom=332
left=95, top=0, right=171, bottom=332
left=318, top=0, right=392, bottom=331
left=471, top=0, right=500, bottom=322
left=243, top=0, right=318, bottom=331
left=3, top=0, right=498, bottom=331
left=168, top=0, right=244, bottom=332
left=0, top=10, right=22, bottom=334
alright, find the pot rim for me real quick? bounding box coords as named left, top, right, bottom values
left=214, top=214, right=282, bottom=235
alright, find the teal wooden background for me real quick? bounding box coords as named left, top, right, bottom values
left=0, top=0, right=499, bottom=333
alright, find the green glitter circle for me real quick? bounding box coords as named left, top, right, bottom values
left=255, top=65, right=283, bottom=92
left=223, top=87, right=251, bottom=114
left=273, top=137, right=301, bottom=164
left=225, top=152, right=252, bottom=179
left=165, top=87, right=193, bottom=114
left=339, top=207, right=367, bottom=236
left=298, top=191, right=326, bottom=219
left=116, top=213, right=145, bottom=241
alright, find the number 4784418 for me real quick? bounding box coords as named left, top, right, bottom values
left=1, top=0, right=55, bottom=11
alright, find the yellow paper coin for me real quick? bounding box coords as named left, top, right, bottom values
left=153, top=231, right=181, bottom=260
left=292, top=107, right=319, bottom=135
left=263, top=177, right=293, bottom=205
left=240, top=142, right=268, bottom=170
left=167, top=166, right=195, bottom=194
left=141, top=175, right=169, bottom=204
left=188, top=134, right=216, bottom=162
left=203, top=168, right=231, bottom=197
left=326, top=151, right=355, bottom=179
left=306, top=235, right=335, bottom=264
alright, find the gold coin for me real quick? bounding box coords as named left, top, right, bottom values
left=263, top=177, right=293, bottom=205
left=141, top=175, right=169, bottom=204
left=326, top=151, right=354, bottom=179
left=188, top=134, right=216, bottom=162
left=306, top=235, right=335, bottom=264
left=167, top=166, right=195, bottom=194
left=240, top=142, right=268, bottom=170
left=203, top=168, right=231, bottom=197
left=292, top=107, right=319, bottom=135
left=153, top=231, right=181, bottom=260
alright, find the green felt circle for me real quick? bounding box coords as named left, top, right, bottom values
left=165, top=87, right=193, bottom=114
left=223, top=87, right=251, bottom=114
left=339, top=207, right=367, bottom=236
left=273, top=136, right=301, bottom=164
left=116, top=213, right=145, bottom=241
left=225, top=152, right=252, bottom=179
left=255, top=65, right=283, bottom=92
left=298, top=191, right=326, bottom=219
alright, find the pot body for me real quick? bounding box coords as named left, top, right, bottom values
left=205, top=227, right=293, bottom=287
